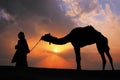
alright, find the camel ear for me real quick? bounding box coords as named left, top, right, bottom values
left=90, top=25, right=92, bottom=27
left=45, top=33, right=50, bottom=36
left=48, top=33, right=51, bottom=36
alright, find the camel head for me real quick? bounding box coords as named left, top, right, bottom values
left=41, top=33, right=52, bottom=41
left=41, top=33, right=57, bottom=44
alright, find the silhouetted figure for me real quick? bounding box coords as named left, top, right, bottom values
left=11, top=32, right=30, bottom=67
left=41, top=25, right=114, bottom=70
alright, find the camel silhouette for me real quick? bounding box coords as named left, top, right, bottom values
left=41, top=25, right=114, bottom=70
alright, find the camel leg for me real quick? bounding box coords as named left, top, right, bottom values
left=74, top=47, right=81, bottom=70
left=105, top=51, right=114, bottom=70
left=99, top=52, right=106, bottom=70
left=97, top=44, right=106, bottom=70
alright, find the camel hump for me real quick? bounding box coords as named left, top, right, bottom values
left=85, top=25, right=95, bottom=29
left=71, top=25, right=96, bottom=32
left=84, top=25, right=103, bottom=36
left=70, top=25, right=100, bottom=35
left=84, top=25, right=99, bottom=32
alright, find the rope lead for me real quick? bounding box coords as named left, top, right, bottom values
left=30, top=39, right=41, bottom=52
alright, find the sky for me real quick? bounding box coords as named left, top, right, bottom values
left=0, top=0, right=120, bottom=70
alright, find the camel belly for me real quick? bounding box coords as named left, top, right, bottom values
left=71, top=39, right=96, bottom=48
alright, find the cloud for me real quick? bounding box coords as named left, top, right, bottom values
left=0, top=8, right=15, bottom=33
left=0, top=0, right=120, bottom=69
left=0, top=0, right=75, bottom=36
left=0, top=0, right=75, bottom=67
left=0, top=8, right=14, bottom=21
left=57, top=0, right=120, bottom=69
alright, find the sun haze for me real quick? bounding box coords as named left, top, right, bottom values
left=54, top=49, right=59, bottom=53
left=0, top=0, right=120, bottom=70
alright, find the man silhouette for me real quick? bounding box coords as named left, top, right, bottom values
left=11, top=32, right=30, bottom=67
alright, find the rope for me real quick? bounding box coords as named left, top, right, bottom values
left=30, top=39, right=41, bottom=52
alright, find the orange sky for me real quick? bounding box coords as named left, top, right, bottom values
left=0, top=0, right=120, bottom=70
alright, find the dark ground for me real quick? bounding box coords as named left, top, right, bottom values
left=0, top=66, right=119, bottom=80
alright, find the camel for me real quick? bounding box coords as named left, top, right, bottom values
left=41, top=25, right=114, bottom=70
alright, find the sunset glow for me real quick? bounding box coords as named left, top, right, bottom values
left=36, top=54, right=70, bottom=69
left=54, top=49, right=59, bottom=53
left=0, top=0, right=120, bottom=70
left=44, top=43, right=72, bottom=54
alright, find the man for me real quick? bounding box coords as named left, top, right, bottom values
left=11, top=32, right=30, bottom=67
